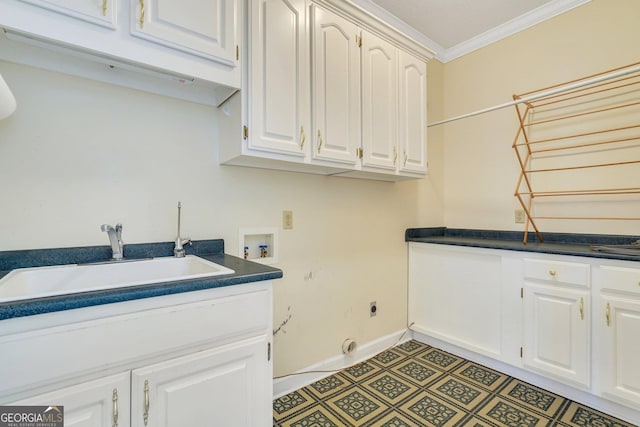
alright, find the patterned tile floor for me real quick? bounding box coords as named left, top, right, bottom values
left=273, top=340, right=635, bottom=427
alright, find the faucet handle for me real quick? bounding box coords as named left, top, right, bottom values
left=101, top=223, right=124, bottom=261
left=173, top=237, right=192, bottom=257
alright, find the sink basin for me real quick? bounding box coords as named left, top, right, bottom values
left=0, top=255, right=234, bottom=303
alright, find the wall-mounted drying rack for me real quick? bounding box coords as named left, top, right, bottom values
left=513, top=61, right=640, bottom=243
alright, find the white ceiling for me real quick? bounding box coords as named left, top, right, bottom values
left=357, top=0, right=592, bottom=62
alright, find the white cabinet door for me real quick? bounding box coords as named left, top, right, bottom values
left=13, top=372, right=130, bottom=427
left=18, top=0, right=117, bottom=28
left=595, top=263, right=640, bottom=408
left=131, top=0, right=238, bottom=65
left=398, top=50, right=427, bottom=174
left=408, top=244, right=504, bottom=359
left=523, top=283, right=590, bottom=387
left=598, top=294, right=640, bottom=406
left=248, top=0, right=309, bottom=157
left=361, top=30, right=397, bottom=171
left=311, top=5, right=360, bottom=165
left=131, top=335, right=270, bottom=427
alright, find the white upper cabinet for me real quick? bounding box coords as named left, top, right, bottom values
left=398, top=50, right=427, bottom=174
left=361, top=30, right=397, bottom=171
left=247, top=0, right=309, bottom=157
left=17, top=0, right=117, bottom=28
left=0, top=0, right=241, bottom=105
left=217, top=0, right=434, bottom=180
left=131, top=0, right=237, bottom=66
left=310, top=4, right=360, bottom=165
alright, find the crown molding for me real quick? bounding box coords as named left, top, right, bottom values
left=349, top=0, right=591, bottom=63
left=437, top=0, right=592, bottom=62
left=343, top=0, right=440, bottom=61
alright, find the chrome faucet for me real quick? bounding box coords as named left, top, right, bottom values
left=101, top=223, right=124, bottom=260
left=174, top=202, right=191, bottom=257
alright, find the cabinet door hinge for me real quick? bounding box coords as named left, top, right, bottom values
left=356, top=33, right=362, bottom=48
left=236, top=45, right=239, bottom=61
left=267, top=342, right=271, bottom=361
left=520, top=347, right=523, bottom=358
left=243, top=125, right=249, bottom=140
left=357, top=147, right=363, bottom=159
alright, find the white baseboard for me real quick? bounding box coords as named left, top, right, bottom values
left=412, top=331, right=640, bottom=426
left=273, top=328, right=411, bottom=399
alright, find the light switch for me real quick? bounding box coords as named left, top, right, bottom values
left=283, top=210, right=293, bottom=230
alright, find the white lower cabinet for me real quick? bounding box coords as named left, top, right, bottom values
left=409, top=242, right=640, bottom=422
left=597, top=294, right=640, bottom=406
left=594, top=264, right=640, bottom=410
left=14, top=335, right=270, bottom=427
left=408, top=243, right=504, bottom=359
left=131, top=335, right=269, bottom=427
left=14, top=372, right=131, bottom=427
left=1, top=282, right=273, bottom=427
left=522, top=258, right=591, bottom=388
left=522, top=283, right=590, bottom=387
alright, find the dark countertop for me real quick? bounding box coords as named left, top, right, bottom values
left=0, top=239, right=282, bottom=320
left=406, top=228, right=640, bottom=262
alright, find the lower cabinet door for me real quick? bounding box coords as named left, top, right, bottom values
left=523, top=283, right=590, bottom=387
left=408, top=244, right=504, bottom=359
left=13, top=371, right=130, bottom=427
left=131, top=335, right=270, bottom=427
left=598, top=294, right=640, bottom=407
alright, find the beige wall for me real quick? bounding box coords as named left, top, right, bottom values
left=0, top=57, right=444, bottom=376
left=441, top=0, right=640, bottom=235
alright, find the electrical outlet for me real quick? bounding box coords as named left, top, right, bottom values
left=370, top=301, right=377, bottom=317
left=514, top=209, right=526, bottom=224
left=283, top=210, right=293, bottom=230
